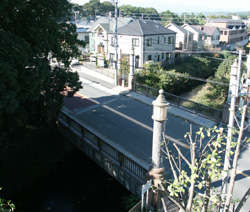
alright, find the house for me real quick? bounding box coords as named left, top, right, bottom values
left=205, top=19, right=248, bottom=50
left=166, top=23, right=194, bottom=51
left=87, top=17, right=134, bottom=54
left=76, top=23, right=91, bottom=53
left=107, top=20, right=176, bottom=68
left=182, top=24, right=206, bottom=51
left=192, top=25, right=220, bottom=49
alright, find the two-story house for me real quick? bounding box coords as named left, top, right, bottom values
left=182, top=24, right=206, bottom=51
left=87, top=17, right=134, bottom=54
left=205, top=19, right=248, bottom=50
left=107, top=20, right=176, bottom=68
left=192, top=25, right=220, bottom=49
left=166, top=23, right=194, bottom=51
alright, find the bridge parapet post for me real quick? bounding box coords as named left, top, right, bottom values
left=149, top=89, right=169, bottom=210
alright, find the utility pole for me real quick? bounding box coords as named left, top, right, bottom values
left=222, top=59, right=238, bottom=197
left=246, top=53, right=250, bottom=103
left=73, top=11, right=79, bottom=25
left=114, top=0, right=118, bottom=86
left=128, top=46, right=135, bottom=90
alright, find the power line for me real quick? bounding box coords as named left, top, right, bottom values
left=109, top=59, right=229, bottom=86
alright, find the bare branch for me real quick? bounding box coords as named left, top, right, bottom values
left=233, top=113, right=241, bottom=129
left=240, top=137, right=248, bottom=151
left=165, top=141, right=179, bottom=181
left=171, top=155, right=180, bottom=173
left=173, top=143, right=191, bottom=167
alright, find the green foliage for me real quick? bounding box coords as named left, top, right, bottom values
left=0, top=188, right=15, bottom=212
left=207, top=54, right=247, bottom=105
left=120, top=56, right=130, bottom=76
left=0, top=0, right=83, bottom=133
left=180, top=12, right=206, bottom=25
left=136, top=56, right=217, bottom=95
left=80, top=0, right=115, bottom=17
left=163, top=127, right=226, bottom=211
left=160, top=10, right=181, bottom=26
left=119, top=5, right=160, bottom=20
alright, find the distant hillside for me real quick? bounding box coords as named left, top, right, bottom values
left=201, top=11, right=250, bottom=17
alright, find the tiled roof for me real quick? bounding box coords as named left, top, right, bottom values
left=88, top=17, right=133, bottom=32
left=117, top=20, right=176, bottom=36
left=192, top=25, right=219, bottom=36
left=182, top=24, right=206, bottom=35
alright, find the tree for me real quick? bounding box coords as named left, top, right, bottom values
left=0, top=0, right=84, bottom=134
left=82, top=0, right=102, bottom=17
left=158, top=123, right=249, bottom=212
left=160, top=10, right=181, bottom=26
left=102, top=1, right=115, bottom=15
left=119, top=5, right=160, bottom=20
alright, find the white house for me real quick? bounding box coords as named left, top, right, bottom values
left=192, top=25, right=220, bottom=49
left=87, top=17, right=134, bottom=53
left=107, top=20, right=176, bottom=68
left=166, top=23, right=194, bottom=51
left=182, top=24, right=206, bottom=51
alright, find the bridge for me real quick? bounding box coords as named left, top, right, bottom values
left=58, top=64, right=250, bottom=211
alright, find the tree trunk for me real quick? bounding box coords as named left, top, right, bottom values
left=201, top=177, right=211, bottom=212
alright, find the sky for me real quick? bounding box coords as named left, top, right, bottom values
left=69, top=0, right=250, bottom=13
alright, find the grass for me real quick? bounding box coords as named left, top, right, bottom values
left=185, top=83, right=226, bottom=109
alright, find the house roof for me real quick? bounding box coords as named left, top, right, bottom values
left=182, top=24, right=206, bottom=35
left=88, top=17, right=134, bottom=32
left=117, top=20, right=176, bottom=36
left=166, top=23, right=193, bottom=35
left=76, top=27, right=89, bottom=33
left=192, top=25, right=219, bottom=36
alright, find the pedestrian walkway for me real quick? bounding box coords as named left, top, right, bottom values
left=72, top=65, right=217, bottom=129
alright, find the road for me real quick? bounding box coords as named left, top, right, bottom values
left=65, top=65, right=250, bottom=211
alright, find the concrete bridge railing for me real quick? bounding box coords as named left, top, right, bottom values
left=58, top=109, right=150, bottom=196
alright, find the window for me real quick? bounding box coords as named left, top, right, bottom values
left=111, top=37, right=115, bottom=46
left=85, top=35, right=89, bottom=42
left=166, top=53, right=171, bottom=59
left=164, top=37, right=166, bottom=44
left=168, top=36, right=174, bottom=44
left=132, top=38, right=139, bottom=47
left=148, top=55, right=152, bottom=60
left=146, top=38, right=152, bottom=46
left=224, top=31, right=227, bottom=35
left=110, top=53, right=115, bottom=62
left=162, top=53, right=164, bottom=59
left=157, top=36, right=160, bottom=44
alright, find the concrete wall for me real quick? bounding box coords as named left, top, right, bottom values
left=58, top=109, right=150, bottom=196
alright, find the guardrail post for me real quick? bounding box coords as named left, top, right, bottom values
left=146, top=87, right=149, bottom=96
left=118, top=152, right=124, bottom=167
left=195, top=103, right=199, bottom=114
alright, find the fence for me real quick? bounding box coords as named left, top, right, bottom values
left=58, top=110, right=149, bottom=195
left=129, top=189, right=179, bottom=212
left=133, top=82, right=222, bottom=122
left=82, top=63, right=115, bottom=79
